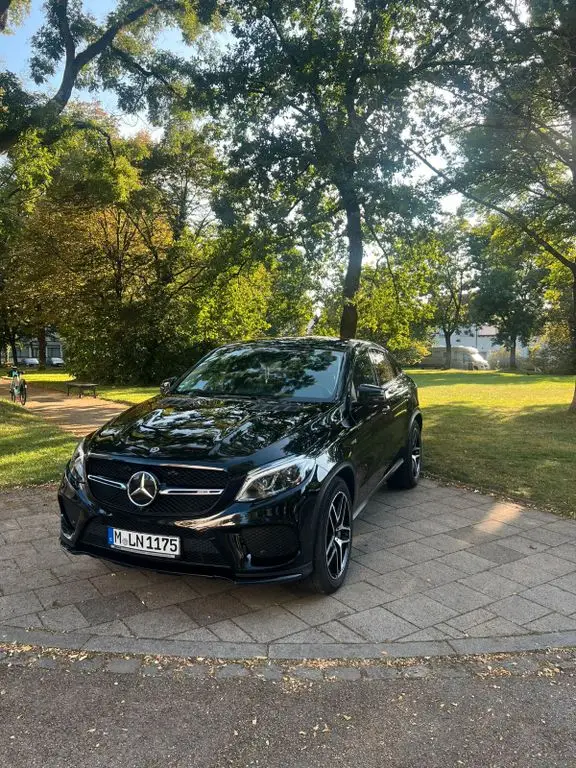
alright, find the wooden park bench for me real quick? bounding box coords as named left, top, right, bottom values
left=66, top=382, right=98, bottom=398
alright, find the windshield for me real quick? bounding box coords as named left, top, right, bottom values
left=175, top=346, right=345, bottom=401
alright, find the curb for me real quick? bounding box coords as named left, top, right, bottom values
left=2, top=624, right=576, bottom=661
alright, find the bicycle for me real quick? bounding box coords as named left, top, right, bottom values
left=9, top=370, right=27, bottom=406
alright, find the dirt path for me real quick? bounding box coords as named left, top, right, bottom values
left=0, top=379, right=129, bottom=437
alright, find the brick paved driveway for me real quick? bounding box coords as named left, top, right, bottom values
left=1, top=480, right=576, bottom=659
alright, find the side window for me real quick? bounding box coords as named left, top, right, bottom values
left=351, top=349, right=377, bottom=397
left=369, top=349, right=397, bottom=385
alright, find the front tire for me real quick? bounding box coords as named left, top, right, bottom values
left=387, top=421, right=422, bottom=490
left=309, top=478, right=353, bottom=594
left=19, top=383, right=27, bottom=406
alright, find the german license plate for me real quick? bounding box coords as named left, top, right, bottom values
left=107, top=527, right=180, bottom=558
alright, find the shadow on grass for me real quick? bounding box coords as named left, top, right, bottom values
left=423, top=401, right=576, bottom=516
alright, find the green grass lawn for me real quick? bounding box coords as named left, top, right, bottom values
left=21, top=372, right=157, bottom=405
left=0, top=400, right=78, bottom=488
left=407, top=370, right=576, bottom=517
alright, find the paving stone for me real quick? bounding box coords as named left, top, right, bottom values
left=0, top=543, right=31, bottom=562
left=434, top=551, right=495, bottom=575
left=402, top=664, right=430, bottom=679
left=77, top=592, right=146, bottom=624
left=516, top=552, right=575, bottom=578
left=90, top=570, right=152, bottom=597
left=490, top=595, right=550, bottom=625
left=490, top=561, right=554, bottom=587
left=331, top=583, right=388, bottom=612
left=53, top=559, right=112, bottom=581
left=277, top=627, right=336, bottom=643
left=36, top=580, right=100, bottom=609
left=124, top=606, right=198, bottom=639
left=465, top=542, right=524, bottom=565
left=39, top=605, right=90, bottom=632
left=72, top=658, right=106, bottom=673
left=524, top=613, right=576, bottom=633
left=214, top=663, right=249, bottom=679
left=2, top=527, right=52, bottom=545
left=340, top=606, right=417, bottom=642
left=551, top=573, right=576, bottom=594
left=234, top=585, right=295, bottom=609
left=386, top=541, right=443, bottom=564
left=403, top=561, right=462, bottom=587
left=255, top=664, right=284, bottom=681
left=105, top=658, right=141, bottom=674
left=458, top=572, right=522, bottom=599
left=290, top=666, right=324, bottom=680
left=544, top=520, right=576, bottom=538
left=326, top=666, right=362, bottom=680
left=4, top=612, right=41, bottom=629
left=168, top=626, right=219, bottom=641
left=355, top=528, right=418, bottom=554
left=521, top=585, right=576, bottom=616
left=422, top=534, right=471, bottom=553
left=88, top=620, right=133, bottom=637
left=364, top=666, right=401, bottom=680
left=0, top=591, right=42, bottom=621
left=424, top=583, right=493, bottom=613
left=353, top=551, right=412, bottom=574
left=521, top=528, right=570, bottom=547
left=401, top=627, right=454, bottom=642
left=464, top=618, right=526, bottom=638
left=386, top=594, right=457, bottom=628
left=183, top=577, right=232, bottom=596
left=365, top=569, right=430, bottom=600
left=495, top=536, right=550, bottom=556
left=445, top=608, right=496, bottom=632
left=285, top=595, right=351, bottom=625
left=209, top=619, right=255, bottom=643
left=343, top=560, right=381, bottom=585
left=547, top=545, right=576, bottom=565
left=180, top=594, right=250, bottom=626
left=233, top=606, right=308, bottom=642
left=0, top=568, right=58, bottom=595
left=320, top=620, right=367, bottom=643
left=134, top=580, right=198, bottom=609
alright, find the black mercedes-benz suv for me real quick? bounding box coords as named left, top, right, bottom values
left=59, top=337, right=422, bottom=593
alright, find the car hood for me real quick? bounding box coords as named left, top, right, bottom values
left=88, top=394, right=337, bottom=464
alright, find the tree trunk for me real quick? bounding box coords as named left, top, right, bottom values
left=339, top=195, right=363, bottom=340
left=37, top=325, right=47, bottom=369
left=570, top=380, right=576, bottom=412
left=443, top=331, right=452, bottom=369
left=509, top=337, right=517, bottom=369
left=9, top=340, right=17, bottom=366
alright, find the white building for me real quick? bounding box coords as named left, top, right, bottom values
left=432, top=325, right=530, bottom=359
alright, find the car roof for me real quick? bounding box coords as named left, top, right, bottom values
left=220, top=336, right=371, bottom=352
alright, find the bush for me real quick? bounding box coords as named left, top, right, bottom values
left=530, top=324, right=575, bottom=374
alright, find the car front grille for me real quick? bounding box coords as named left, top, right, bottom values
left=85, top=455, right=228, bottom=518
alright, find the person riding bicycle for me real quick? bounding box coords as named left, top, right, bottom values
left=7, top=364, right=27, bottom=404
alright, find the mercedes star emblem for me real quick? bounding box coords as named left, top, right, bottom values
left=127, top=471, right=159, bottom=507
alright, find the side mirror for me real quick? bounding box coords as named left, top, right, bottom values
left=160, top=377, right=177, bottom=396
left=357, top=383, right=388, bottom=403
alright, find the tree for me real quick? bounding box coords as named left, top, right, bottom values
left=427, top=224, right=476, bottom=368
left=0, top=0, right=215, bottom=152
left=402, top=0, right=576, bottom=407
left=191, top=0, right=494, bottom=339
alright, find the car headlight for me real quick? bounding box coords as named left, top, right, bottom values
left=67, top=438, right=87, bottom=485
left=235, top=456, right=315, bottom=502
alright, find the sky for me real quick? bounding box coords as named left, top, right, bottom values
left=1, top=0, right=187, bottom=136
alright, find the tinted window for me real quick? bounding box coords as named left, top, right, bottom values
left=352, top=349, right=377, bottom=394
left=369, top=349, right=397, bottom=385
left=175, top=346, right=345, bottom=402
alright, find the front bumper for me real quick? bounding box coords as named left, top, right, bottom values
left=58, top=473, right=318, bottom=583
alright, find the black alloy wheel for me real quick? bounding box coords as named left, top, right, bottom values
left=309, top=477, right=352, bottom=594
left=388, top=422, right=422, bottom=490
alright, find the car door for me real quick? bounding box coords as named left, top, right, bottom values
left=368, top=347, right=410, bottom=478
left=345, top=348, right=381, bottom=504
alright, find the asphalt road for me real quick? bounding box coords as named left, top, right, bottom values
left=1, top=662, right=575, bottom=768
